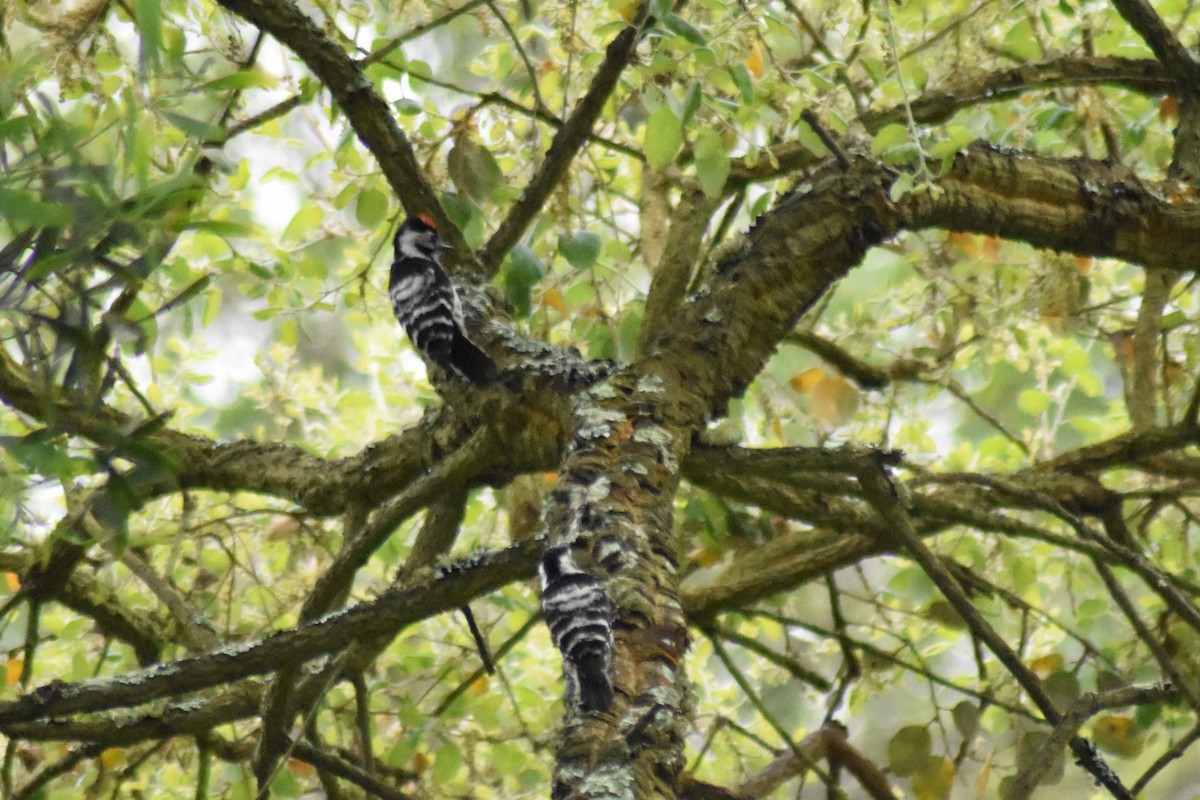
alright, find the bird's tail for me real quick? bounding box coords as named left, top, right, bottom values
left=450, top=333, right=499, bottom=386
left=574, top=652, right=614, bottom=712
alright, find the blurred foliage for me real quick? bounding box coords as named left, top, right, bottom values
left=2, top=0, right=1200, bottom=797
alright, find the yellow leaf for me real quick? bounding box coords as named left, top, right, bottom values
left=100, top=748, right=125, bottom=769
left=4, top=572, right=18, bottom=592
left=810, top=374, right=859, bottom=427
left=541, top=287, right=567, bottom=315
left=1092, top=714, right=1145, bottom=758
left=689, top=546, right=723, bottom=567
left=6, top=658, right=23, bottom=686
left=1029, top=653, right=1063, bottom=677
left=974, top=752, right=992, bottom=800
left=470, top=674, right=489, bottom=694
left=911, top=757, right=954, bottom=800
left=790, top=367, right=826, bottom=393
left=744, top=41, right=764, bottom=78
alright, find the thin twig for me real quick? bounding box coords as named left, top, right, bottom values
left=484, top=0, right=547, bottom=116
left=360, top=0, right=487, bottom=67
left=433, top=613, right=541, bottom=715
left=1132, top=722, right=1200, bottom=795
left=460, top=604, right=495, bottom=674
left=800, top=109, right=849, bottom=168
left=479, top=3, right=652, bottom=271
left=856, top=463, right=1134, bottom=799
left=707, top=634, right=848, bottom=799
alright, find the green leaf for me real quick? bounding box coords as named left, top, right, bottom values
left=394, top=98, right=422, bottom=116
left=355, top=188, right=389, bottom=228
left=910, top=756, right=954, bottom=800
left=0, top=115, right=32, bottom=141
left=202, top=287, right=222, bottom=328
left=586, top=323, right=616, bottom=360
left=680, top=83, right=702, bottom=126
left=1003, top=19, right=1042, bottom=62
left=0, top=433, right=85, bottom=480
left=282, top=205, right=324, bottom=243
left=433, top=743, right=463, bottom=783
left=186, top=219, right=255, bottom=237
left=693, top=129, right=729, bottom=199
left=1017, top=731, right=1065, bottom=784
left=136, top=0, right=162, bottom=72
left=644, top=106, right=683, bottom=169
left=887, top=725, right=931, bottom=777
left=161, top=111, right=225, bottom=142
left=503, top=246, right=542, bottom=317
left=0, top=188, right=71, bottom=226
left=889, top=171, right=915, bottom=201
left=1045, top=671, right=1081, bottom=709
left=1017, top=388, right=1050, bottom=415
left=1161, top=309, right=1187, bottom=330
left=1059, top=346, right=1090, bottom=376
left=508, top=244, right=545, bottom=285
left=662, top=14, right=706, bottom=45
left=728, top=63, right=755, bottom=103
left=617, top=302, right=643, bottom=361
left=951, top=701, right=979, bottom=739
left=448, top=139, right=503, bottom=203
left=558, top=230, right=602, bottom=269
left=872, top=123, right=912, bottom=157
left=201, top=69, right=277, bottom=92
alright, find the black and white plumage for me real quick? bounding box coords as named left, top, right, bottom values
left=539, top=544, right=615, bottom=713
left=389, top=215, right=498, bottom=386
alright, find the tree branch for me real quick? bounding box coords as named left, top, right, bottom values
left=859, top=56, right=1172, bottom=131
left=1110, top=0, right=1200, bottom=85
left=0, top=539, right=539, bottom=726
left=478, top=5, right=651, bottom=272
left=213, top=0, right=454, bottom=241
left=856, top=463, right=1134, bottom=799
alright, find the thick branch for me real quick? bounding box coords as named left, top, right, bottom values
left=0, top=346, right=559, bottom=514
left=0, top=540, right=539, bottom=726
left=914, top=143, right=1200, bottom=271
left=643, top=142, right=1200, bottom=426
left=542, top=371, right=692, bottom=799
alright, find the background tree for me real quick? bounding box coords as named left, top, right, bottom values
left=2, top=0, right=1200, bottom=798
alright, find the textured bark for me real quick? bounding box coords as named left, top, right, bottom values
left=543, top=374, right=691, bottom=799
left=0, top=540, right=538, bottom=725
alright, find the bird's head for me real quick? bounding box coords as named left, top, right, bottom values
left=394, top=214, right=453, bottom=260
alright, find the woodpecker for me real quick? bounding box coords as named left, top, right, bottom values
left=539, top=544, right=615, bottom=713
left=389, top=215, right=498, bottom=386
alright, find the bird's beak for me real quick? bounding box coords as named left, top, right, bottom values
left=438, top=242, right=455, bottom=252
